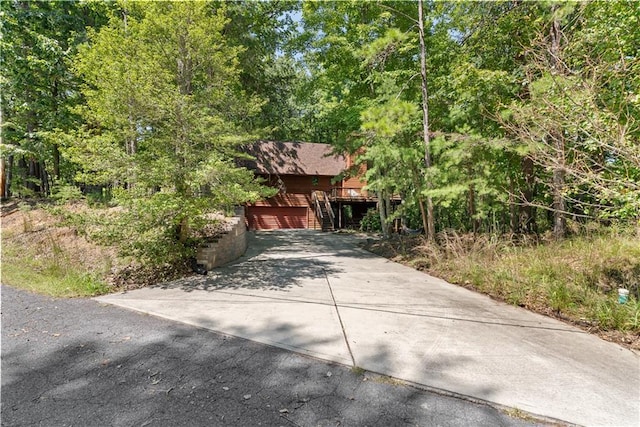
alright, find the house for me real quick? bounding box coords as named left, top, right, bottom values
left=241, top=141, right=381, bottom=231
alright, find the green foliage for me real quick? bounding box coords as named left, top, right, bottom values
left=360, top=208, right=382, bottom=233
left=0, top=0, right=111, bottom=195
left=50, top=182, right=84, bottom=204
left=65, top=1, right=274, bottom=264
left=595, top=299, right=640, bottom=332
left=3, top=0, right=639, bottom=275
left=1, top=232, right=110, bottom=297
left=424, top=227, right=640, bottom=333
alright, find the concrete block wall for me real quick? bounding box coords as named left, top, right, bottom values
left=196, top=207, right=247, bottom=270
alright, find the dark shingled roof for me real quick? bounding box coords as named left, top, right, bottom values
left=241, top=141, right=346, bottom=176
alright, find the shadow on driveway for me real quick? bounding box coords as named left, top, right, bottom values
left=1, top=285, right=530, bottom=427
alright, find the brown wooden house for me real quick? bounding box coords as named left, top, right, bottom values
left=242, top=141, right=380, bottom=231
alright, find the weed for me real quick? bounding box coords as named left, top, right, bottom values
left=382, top=227, right=640, bottom=338
left=503, top=407, right=536, bottom=422
left=18, top=202, right=33, bottom=232
left=351, top=366, right=366, bottom=376
left=548, top=282, right=573, bottom=315
left=370, top=374, right=405, bottom=386
left=505, top=282, right=529, bottom=306
left=1, top=228, right=111, bottom=298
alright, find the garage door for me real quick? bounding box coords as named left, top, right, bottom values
left=247, top=207, right=308, bottom=230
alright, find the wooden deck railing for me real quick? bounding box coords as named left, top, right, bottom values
left=330, top=187, right=369, bottom=199
left=330, top=187, right=400, bottom=201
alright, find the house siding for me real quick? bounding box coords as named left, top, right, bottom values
left=247, top=175, right=334, bottom=230
left=243, top=142, right=379, bottom=231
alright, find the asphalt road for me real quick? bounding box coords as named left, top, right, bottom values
left=1, top=285, right=542, bottom=427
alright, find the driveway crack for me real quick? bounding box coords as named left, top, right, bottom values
left=319, top=262, right=356, bottom=367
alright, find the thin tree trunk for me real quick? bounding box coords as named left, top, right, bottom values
left=178, top=216, right=190, bottom=243
left=385, top=192, right=392, bottom=236
left=521, top=156, right=536, bottom=233
left=18, top=156, right=27, bottom=194
left=122, top=7, right=137, bottom=190
left=40, top=161, right=49, bottom=196
left=0, top=157, right=6, bottom=200
left=509, top=176, right=518, bottom=233
left=5, top=155, right=13, bottom=198
left=377, top=190, right=389, bottom=239
left=552, top=132, right=566, bottom=239
left=418, top=0, right=436, bottom=241
left=418, top=197, right=428, bottom=234
left=0, top=105, right=5, bottom=199
left=29, top=158, right=38, bottom=193
left=410, top=166, right=429, bottom=234
left=550, top=8, right=566, bottom=240
left=468, top=184, right=478, bottom=234
left=53, top=145, right=60, bottom=179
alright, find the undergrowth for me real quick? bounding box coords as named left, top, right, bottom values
left=365, top=227, right=640, bottom=348
left=2, top=200, right=226, bottom=297
left=1, top=237, right=110, bottom=297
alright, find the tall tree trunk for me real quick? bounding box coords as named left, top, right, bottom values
left=509, top=176, right=518, bottom=233
left=40, top=161, right=49, bottom=196
left=4, top=155, right=14, bottom=198
left=18, top=156, right=28, bottom=194
left=377, top=189, right=390, bottom=239
left=52, top=145, right=60, bottom=179
left=551, top=131, right=566, bottom=239
left=123, top=7, right=137, bottom=189
left=0, top=157, right=6, bottom=200
left=418, top=197, right=428, bottom=235
left=521, top=156, right=537, bottom=233
left=550, top=8, right=566, bottom=240
left=29, top=159, right=38, bottom=193
left=0, top=105, right=7, bottom=199
left=417, top=0, right=436, bottom=241
left=410, top=166, right=429, bottom=234
left=178, top=216, right=190, bottom=243
left=468, top=184, right=478, bottom=234
left=385, top=192, right=392, bottom=236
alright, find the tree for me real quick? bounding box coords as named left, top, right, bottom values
left=68, top=1, right=273, bottom=263
left=502, top=1, right=640, bottom=231
left=417, top=0, right=436, bottom=240
left=0, top=0, right=110, bottom=198
left=298, top=1, right=456, bottom=237
left=224, top=1, right=304, bottom=140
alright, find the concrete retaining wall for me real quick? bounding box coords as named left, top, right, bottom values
left=196, top=207, right=247, bottom=270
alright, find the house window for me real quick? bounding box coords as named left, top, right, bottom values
left=312, top=176, right=319, bottom=186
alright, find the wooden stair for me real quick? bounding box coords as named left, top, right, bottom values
left=318, top=200, right=334, bottom=231
left=312, top=190, right=335, bottom=232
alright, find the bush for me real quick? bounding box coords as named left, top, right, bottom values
left=51, top=183, right=84, bottom=204
left=360, top=208, right=381, bottom=232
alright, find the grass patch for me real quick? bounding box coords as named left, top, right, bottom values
left=1, top=230, right=110, bottom=298
left=428, top=230, right=640, bottom=332
left=351, top=366, right=366, bottom=376
left=369, top=374, right=405, bottom=386
left=365, top=228, right=640, bottom=348
left=502, top=407, right=537, bottom=422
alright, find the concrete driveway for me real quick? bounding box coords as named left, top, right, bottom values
left=97, top=230, right=640, bottom=426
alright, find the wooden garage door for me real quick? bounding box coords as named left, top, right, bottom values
left=247, top=206, right=308, bottom=230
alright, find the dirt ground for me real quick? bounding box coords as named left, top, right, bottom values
left=1, top=200, right=120, bottom=274
left=1, top=201, right=194, bottom=291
